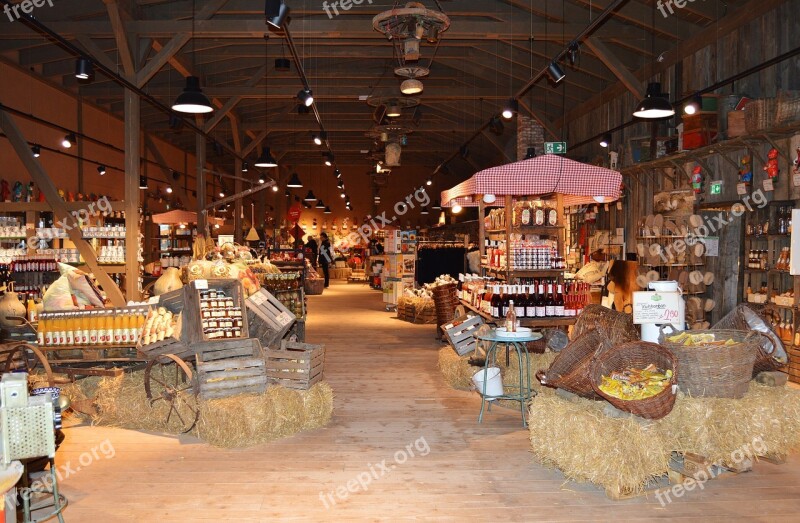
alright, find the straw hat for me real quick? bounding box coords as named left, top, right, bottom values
left=646, top=270, right=660, bottom=282
left=649, top=243, right=662, bottom=257
left=607, top=281, right=616, bottom=293
left=635, top=274, right=649, bottom=289
left=703, top=272, right=715, bottom=285
left=637, top=243, right=647, bottom=258
left=653, top=214, right=664, bottom=229
left=693, top=242, right=705, bottom=257
left=678, top=270, right=689, bottom=286
left=689, top=214, right=703, bottom=228
left=689, top=270, right=704, bottom=285
left=704, top=299, right=716, bottom=312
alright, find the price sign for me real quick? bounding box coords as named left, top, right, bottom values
left=763, top=178, right=774, bottom=192
left=148, top=295, right=160, bottom=305
left=793, top=173, right=800, bottom=187
left=736, top=183, right=748, bottom=195
left=632, top=291, right=683, bottom=325
left=194, top=279, right=208, bottom=290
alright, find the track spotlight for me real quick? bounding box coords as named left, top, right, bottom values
left=684, top=94, right=702, bottom=115
left=139, top=175, right=148, bottom=189
left=323, top=153, right=334, bottom=167
left=340, top=191, right=346, bottom=199
left=568, top=42, right=580, bottom=66
left=489, top=116, right=505, bottom=134
left=297, top=89, right=314, bottom=107
left=525, top=147, right=537, bottom=159
left=61, top=133, right=76, bottom=149
left=259, top=176, right=266, bottom=184
left=334, top=169, right=342, bottom=179
left=165, top=186, right=173, bottom=193
left=266, top=0, right=290, bottom=28
left=97, top=165, right=106, bottom=176
left=324, top=206, right=332, bottom=214
left=172, top=76, right=214, bottom=114
left=501, top=99, right=518, bottom=120
left=219, top=191, right=225, bottom=198
left=75, top=57, right=93, bottom=81
left=547, top=61, right=566, bottom=83
left=599, top=133, right=612, bottom=148
left=271, top=184, right=279, bottom=192
left=31, top=144, right=40, bottom=158
left=287, top=173, right=303, bottom=188
left=242, top=162, right=249, bottom=172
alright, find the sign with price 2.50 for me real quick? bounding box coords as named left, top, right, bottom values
left=632, top=291, right=683, bottom=325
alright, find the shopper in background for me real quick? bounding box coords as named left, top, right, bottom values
left=306, top=235, right=319, bottom=268
left=319, top=232, right=332, bottom=288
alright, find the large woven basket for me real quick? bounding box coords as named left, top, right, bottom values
left=658, top=328, right=760, bottom=399
left=744, top=98, right=776, bottom=134
left=537, top=329, right=610, bottom=399
left=589, top=341, right=678, bottom=420
left=712, top=304, right=787, bottom=375
left=571, top=304, right=639, bottom=345
left=775, top=90, right=800, bottom=127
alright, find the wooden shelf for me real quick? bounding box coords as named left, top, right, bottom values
left=460, top=300, right=577, bottom=327
left=0, top=201, right=126, bottom=212
left=486, top=226, right=564, bottom=234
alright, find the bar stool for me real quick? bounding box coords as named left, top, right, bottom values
left=475, top=329, right=542, bottom=427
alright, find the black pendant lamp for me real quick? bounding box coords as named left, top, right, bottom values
left=287, top=173, right=303, bottom=188
left=172, top=1, right=213, bottom=114
left=316, top=199, right=326, bottom=209
left=633, top=83, right=674, bottom=119
left=304, top=190, right=317, bottom=202
left=254, top=147, right=278, bottom=168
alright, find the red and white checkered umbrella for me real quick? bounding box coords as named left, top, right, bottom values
left=440, top=154, right=622, bottom=207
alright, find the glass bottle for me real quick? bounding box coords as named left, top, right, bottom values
left=505, top=299, right=517, bottom=333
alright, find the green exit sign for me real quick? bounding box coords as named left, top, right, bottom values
left=545, top=141, right=567, bottom=154
left=710, top=181, right=722, bottom=195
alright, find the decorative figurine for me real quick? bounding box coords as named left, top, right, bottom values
left=26, top=182, right=34, bottom=202
left=76, top=193, right=85, bottom=201
left=0, top=180, right=9, bottom=202
left=57, top=188, right=65, bottom=200
left=11, top=182, right=23, bottom=202
left=764, top=148, right=779, bottom=179
left=609, top=150, right=619, bottom=170
left=66, top=191, right=75, bottom=202
left=793, top=147, right=800, bottom=174
left=739, top=155, right=753, bottom=185
left=37, top=188, right=45, bottom=202
left=691, top=164, right=703, bottom=194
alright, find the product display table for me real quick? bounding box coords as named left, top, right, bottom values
left=475, top=328, right=543, bottom=427
left=317, top=267, right=352, bottom=280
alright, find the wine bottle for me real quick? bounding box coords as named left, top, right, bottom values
left=515, top=285, right=525, bottom=318
left=545, top=279, right=556, bottom=317
left=505, top=299, right=517, bottom=332
left=526, top=284, right=536, bottom=318
left=555, top=280, right=565, bottom=317
left=535, top=280, right=546, bottom=318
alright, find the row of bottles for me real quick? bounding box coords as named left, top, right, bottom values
left=8, top=257, right=58, bottom=273
left=480, top=280, right=589, bottom=319
left=484, top=199, right=559, bottom=230
left=485, top=239, right=563, bottom=271
left=746, top=247, right=792, bottom=271
left=37, top=310, right=147, bottom=347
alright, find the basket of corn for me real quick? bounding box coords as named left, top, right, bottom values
left=589, top=341, right=678, bottom=419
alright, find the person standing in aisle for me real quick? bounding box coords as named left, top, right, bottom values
left=306, top=235, right=319, bottom=268
left=319, top=232, right=332, bottom=288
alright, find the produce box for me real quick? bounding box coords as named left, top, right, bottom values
left=195, top=338, right=267, bottom=400
left=264, top=340, right=325, bottom=390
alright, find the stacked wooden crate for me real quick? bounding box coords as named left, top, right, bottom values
left=195, top=338, right=267, bottom=399
left=264, top=340, right=325, bottom=390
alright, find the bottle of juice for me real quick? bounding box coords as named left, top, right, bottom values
left=37, top=314, right=47, bottom=345
left=89, top=312, right=99, bottom=345
left=106, top=312, right=115, bottom=345
left=54, top=314, right=65, bottom=346
left=65, top=314, right=75, bottom=346
left=78, top=313, right=89, bottom=345
left=27, top=298, right=37, bottom=323
left=134, top=311, right=146, bottom=342
left=113, top=313, right=123, bottom=344
left=120, top=312, right=130, bottom=344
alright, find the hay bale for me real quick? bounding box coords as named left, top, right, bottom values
left=527, top=383, right=800, bottom=494
left=438, top=347, right=558, bottom=392
left=528, top=393, right=671, bottom=496
left=437, top=348, right=474, bottom=390
left=302, top=381, right=334, bottom=430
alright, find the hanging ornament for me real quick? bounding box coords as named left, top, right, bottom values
left=764, top=148, right=779, bottom=179
left=691, top=164, right=703, bottom=194
left=739, top=155, right=753, bottom=186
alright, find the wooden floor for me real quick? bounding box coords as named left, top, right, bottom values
left=56, top=282, right=800, bottom=521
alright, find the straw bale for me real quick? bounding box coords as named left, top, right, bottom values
left=438, top=347, right=558, bottom=393
left=527, top=382, right=800, bottom=494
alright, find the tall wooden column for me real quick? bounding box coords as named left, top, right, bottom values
left=196, top=135, right=207, bottom=233
left=124, top=89, right=141, bottom=301
left=234, top=157, right=243, bottom=243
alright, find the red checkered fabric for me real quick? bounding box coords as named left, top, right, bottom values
left=440, top=154, right=621, bottom=207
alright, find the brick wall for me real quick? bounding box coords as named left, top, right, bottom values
left=517, top=115, right=545, bottom=161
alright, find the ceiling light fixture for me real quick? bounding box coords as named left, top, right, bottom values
left=633, top=82, right=675, bottom=119
left=97, top=165, right=106, bottom=176
left=297, top=89, right=314, bottom=107
left=287, top=173, right=303, bottom=188
left=165, top=186, right=173, bottom=193
left=386, top=102, right=401, bottom=118
left=337, top=180, right=344, bottom=189
left=316, top=199, right=326, bottom=209
left=599, top=133, right=612, bottom=148
left=139, top=175, right=148, bottom=189
left=242, top=162, right=249, bottom=172
left=340, top=191, right=346, bottom=199
left=420, top=206, right=429, bottom=215
left=432, top=200, right=441, bottom=210
left=254, top=147, right=278, bottom=168
left=271, top=185, right=279, bottom=192
left=451, top=202, right=462, bottom=214
left=426, top=178, right=432, bottom=186
left=172, top=75, right=214, bottom=114
left=61, top=133, right=75, bottom=149
left=400, top=78, right=423, bottom=95
left=75, top=57, right=93, bottom=81
left=547, top=61, right=566, bottom=83
left=324, top=206, right=332, bottom=214
left=31, top=144, right=40, bottom=158
left=304, top=190, right=317, bottom=202
left=259, top=176, right=266, bottom=184
left=219, top=191, right=225, bottom=198
left=525, top=147, right=537, bottom=159
left=501, top=98, right=518, bottom=119
left=684, top=93, right=702, bottom=115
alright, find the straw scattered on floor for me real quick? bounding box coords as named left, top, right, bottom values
left=65, top=371, right=334, bottom=448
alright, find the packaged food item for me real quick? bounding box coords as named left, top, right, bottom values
left=598, top=364, right=672, bottom=400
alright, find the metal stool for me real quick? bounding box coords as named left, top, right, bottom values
left=1, top=373, right=66, bottom=522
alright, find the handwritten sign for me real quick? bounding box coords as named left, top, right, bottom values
left=736, top=183, right=748, bottom=195
left=763, top=178, right=774, bottom=192
left=632, top=291, right=683, bottom=325
left=793, top=173, right=800, bottom=187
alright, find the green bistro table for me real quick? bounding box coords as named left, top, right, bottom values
left=475, top=328, right=543, bottom=427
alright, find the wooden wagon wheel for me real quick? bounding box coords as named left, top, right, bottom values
left=144, top=354, right=199, bottom=434
left=3, top=343, right=55, bottom=387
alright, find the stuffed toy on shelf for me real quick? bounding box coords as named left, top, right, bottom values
left=764, top=148, right=779, bottom=179
left=739, top=155, right=753, bottom=185
left=691, top=164, right=703, bottom=194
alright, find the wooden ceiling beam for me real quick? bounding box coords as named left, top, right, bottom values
left=584, top=36, right=645, bottom=99
left=101, top=0, right=135, bottom=77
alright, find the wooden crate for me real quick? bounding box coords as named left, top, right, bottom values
left=137, top=336, right=191, bottom=360
left=183, top=279, right=249, bottom=344
left=246, top=288, right=296, bottom=348
left=727, top=110, right=747, bottom=137
left=195, top=338, right=267, bottom=400
left=441, top=314, right=485, bottom=356
left=264, top=340, right=325, bottom=390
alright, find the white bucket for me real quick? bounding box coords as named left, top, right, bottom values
left=648, top=280, right=679, bottom=292
left=472, top=367, right=503, bottom=400
left=642, top=280, right=686, bottom=343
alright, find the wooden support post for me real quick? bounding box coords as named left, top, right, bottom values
left=504, top=195, right=513, bottom=276
left=478, top=196, right=485, bottom=258
left=234, top=157, right=243, bottom=243
left=196, top=134, right=207, bottom=234
left=124, top=89, right=141, bottom=302
left=0, top=106, right=126, bottom=306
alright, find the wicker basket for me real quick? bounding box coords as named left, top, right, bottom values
left=571, top=304, right=639, bottom=345
left=589, top=341, right=678, bottom=420
left=658, top=328, right=759, bottom=399
left=712, top=304, right=788, bottom=375
left=744, top=98, right=776, bottom=134
left=537, top=329, right=611, bottom=399
left=304, top=279, right=324, bottom=295
left=775, top=90, right=800, bottom=127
